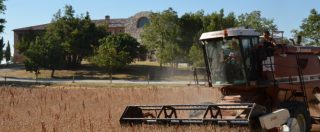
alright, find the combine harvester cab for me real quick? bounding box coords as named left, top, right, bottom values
left=120, top=28, right=320, bottom=131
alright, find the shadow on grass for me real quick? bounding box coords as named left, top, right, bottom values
left=53, top=64, right=193, bottom=81
left=0, top=63, right=24, bottom=69
left=0, top=81, right=52, bottom=88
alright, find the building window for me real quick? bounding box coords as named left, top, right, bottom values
left=137, top=17, right=150, bottom=28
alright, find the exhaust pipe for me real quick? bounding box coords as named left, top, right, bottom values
left=289, top=39, right=296, bottom=45
left=297, top=36, right=302, bottom=45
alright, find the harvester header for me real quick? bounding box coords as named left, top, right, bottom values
left=120, top=103, right=256, bottom=125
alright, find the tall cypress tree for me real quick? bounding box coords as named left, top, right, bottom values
left=0, top=0, right=6, bottom=33
left=0, top=37, right=4, bottom=63
left=5, top=41, right=10, bottom=64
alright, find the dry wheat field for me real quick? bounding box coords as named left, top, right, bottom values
left=0, top=84, right=248, bottom=132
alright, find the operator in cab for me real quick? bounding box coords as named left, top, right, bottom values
left=252, top=31, right=277, bottom=82
left=261, top=30, right=276, bottom=48
left=258, top=30, right=277, bottom=57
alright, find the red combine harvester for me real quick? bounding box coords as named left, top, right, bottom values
left=120, top=28, right=320, bottom=131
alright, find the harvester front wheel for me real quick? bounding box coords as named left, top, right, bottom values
left=279, top=101, right=311, bottom=132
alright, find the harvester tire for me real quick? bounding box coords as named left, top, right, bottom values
left=279, top=101, right=311, bottom=132
left=120, top=106, right=143, bottom=124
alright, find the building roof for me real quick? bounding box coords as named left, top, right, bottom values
left=92, top=18, right=127, bottom=27
left=13, top=24, right=49, bottom=31
left=13, top=18, right=127, bottom=32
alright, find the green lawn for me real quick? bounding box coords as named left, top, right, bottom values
left=1, top=61, right=198, bottom=81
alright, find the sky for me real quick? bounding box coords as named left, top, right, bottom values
left=1, top=0, right=320, bottom=52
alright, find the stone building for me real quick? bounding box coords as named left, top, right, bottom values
left=13, top=11, right=151, bottom=63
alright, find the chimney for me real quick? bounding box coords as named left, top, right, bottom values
left=105, top=15, right=110, bottom=23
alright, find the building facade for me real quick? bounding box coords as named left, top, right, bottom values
left=13, top=11, right=151, bottom=63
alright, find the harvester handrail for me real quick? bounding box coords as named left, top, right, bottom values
left=246, top=103, right=256, bottom=120
left=121, top=118, right=249, bottom=121
left=138, top=107, right=253, bottom=110
left=127, top=103, right=254, bottom=107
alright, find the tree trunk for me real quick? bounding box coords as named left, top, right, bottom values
left=108, top=68, right=112, bottom=84
left=35, top=71, right=39, bottom=83
left=160, top=35, right=164, bottom=68
left=109, top=72, right=112, bottom=84
left=51, top=69, right=55, bottom=78
left=77, top=56, right=83, bottom=66
left=71, top=55, right=76, bottom=67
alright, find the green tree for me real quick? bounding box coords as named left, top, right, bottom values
left=18, top=5, right=106, bottom=77
left=137, top=45, right=148, bottom=60
left=114, top=33, right=141, bottom=63
left=142, top=9, right=278, bottom=67
left=0, top=0, right=4, bottom=64
left=4, top=41, right=10, bottom=64
left=16, top=30, right=45, bottom=54
left=0, top=0, right=6, bottom=33
left=46, top=5, right=106, bottom=67
left=179, top=11, right=204, bottom=63
left=188, top=44, right=204, bottom=67
left=294, top=9, right=320, bottom=45
left=24, top=37, right=46, bottom=79
left=91, top=33, right=140, bottom=81
left=0, top=37, right=4, bottom=62
left=21, top=34, right=65, bottom=78
left=238, top=11, right=277, bottom=33
left=45, top=35, right=65, bottom=77
left=202, top=9, right=238, bottom=32
left=141, top=8, right=181, bottom=67
left=185, top=9, right=238, bottom=66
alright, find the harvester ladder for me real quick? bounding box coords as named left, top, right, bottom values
left=268, top=56, right=277, bottom=87
left=295, top=53, right=309, bottom=111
